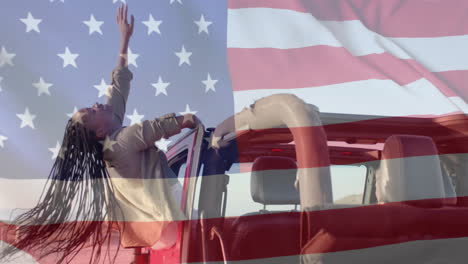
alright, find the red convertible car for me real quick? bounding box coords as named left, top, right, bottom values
left=134, top=94, right=468, bottom=264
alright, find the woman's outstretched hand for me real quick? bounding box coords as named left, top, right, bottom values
left=178, top=114, right=202, bottom=129
left=116, top=4, right=134, bottom=67
left=117, top=4, right=134, bottom=40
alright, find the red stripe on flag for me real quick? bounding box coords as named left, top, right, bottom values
left=4, top=199, right=468, bottom=263
left=148, top=199, right=468, bottom=262
left=0, top=221, right=134, bottom=264
left=228, top=47, right=458, bottom=97
left=433, top=70, right=468, bottom=102
left=229, top=115, right=468, bottom=166
left=189, top=198, right=468, bottom=262
left=228, top=0, right=468, bottom=38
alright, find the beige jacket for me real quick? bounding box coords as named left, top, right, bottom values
left=102, top=66, right=187, bottom=248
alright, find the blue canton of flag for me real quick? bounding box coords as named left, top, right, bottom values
left=0, top=1, right=232, bottom=183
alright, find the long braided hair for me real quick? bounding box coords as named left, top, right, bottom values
left=0, top=118, right=126, bottom=264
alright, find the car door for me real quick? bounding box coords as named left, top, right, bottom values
left=148, top=124, right=205, bottom=264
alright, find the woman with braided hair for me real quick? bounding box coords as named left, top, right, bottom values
left=1, top=118, right=127, bottom=264
left=1, top=4, right=199, bottom=264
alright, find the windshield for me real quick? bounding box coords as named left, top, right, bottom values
left=331, top=165, right=367, bottom=204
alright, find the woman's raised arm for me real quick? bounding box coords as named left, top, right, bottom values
left=116, top=4, right=134, bottom=68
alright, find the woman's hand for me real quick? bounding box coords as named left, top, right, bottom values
left=179, top=114, right=202, bottom=129
left=116, top=4, right=134, bottom=67
left=117, top=4, right=134, bottom=40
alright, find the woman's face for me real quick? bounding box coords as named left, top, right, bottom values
left=72, top=103, right=114, bottom=140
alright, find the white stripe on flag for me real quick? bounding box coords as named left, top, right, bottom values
left=233, top=78, right=461, bottom=116
left=0, top=241, right=38, bottom=264
left=449, top=97, right=468, bottom=114
left=228, top=8, right=468, bottom=72
left=1, top=153, right=461, bottom=222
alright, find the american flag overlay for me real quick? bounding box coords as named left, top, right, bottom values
left=1, top=0, right=468, bottom=263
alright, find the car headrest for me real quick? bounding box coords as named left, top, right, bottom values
left=251, top=156, right=300, bottom=205
left=376, top=135, right=447, bottom=206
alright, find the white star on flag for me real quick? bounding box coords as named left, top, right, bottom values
left=17, top=108, right=37, bottom=129
left=175, top=45, right=192, bottom=66
left=127, top=47, right=139, bottom=67
left=0, top=134, right=8, bottom=148
left=170, top=0, right=182, bottom=4
left=94, top=79, right=110, bottom=98
left=83, top=14, right=104, bottom=35
left=20, top=12, right=42, bottom=33
left=59, top=149, right=67, bottom=159
left=152, top=76, right=170, bottom=96
left=106, top=85, right=113, bottom=97
left=207, top=133, right=222, bottom=149
left=101, top=135, right=118, bottom=152
left=66, top=107, right=78, bottom=118
left=142, top=14, right=162, bottom=35
left=179, top=104, right=197, bottom=115
left=194, top=15, right=212, bottom=34
left=0, top=46, right=16, bottom=67
left=202, top=73, right=218, bottom=92
left=74, top=113, right=86, bottom=125
left=58, top=144, right=67, bottom=159
left=33, top=77, right=53, bottom=96
left=57, top=47, right=79, bottom=68
left=126, top=109, right=144, bottom=125
left=48, top=141, right=62, bottom=160
left=155, top=137, right=171, bottom=152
